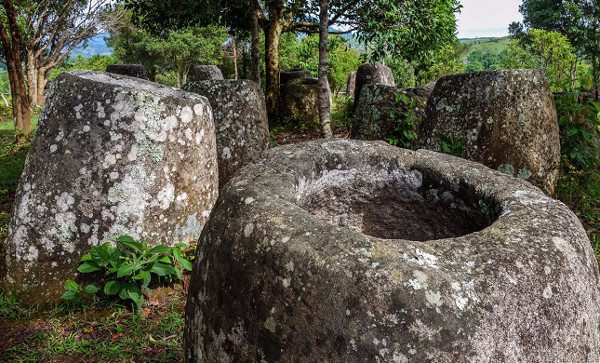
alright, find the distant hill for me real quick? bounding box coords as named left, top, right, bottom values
left=69, top=33, right=113, bottom=58
left=459, top=36, right=511, bottom=56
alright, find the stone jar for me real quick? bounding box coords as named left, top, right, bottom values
left=1, top=71, right=219, bottom=304
left=184, top=139, right=600, bottom=362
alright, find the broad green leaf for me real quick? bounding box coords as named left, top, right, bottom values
left=148, top=245, right=172, bottom=255
left=64, top=280, right=79, bottom=292
left=84, top=284, right=99, bottom=294
left=90, top=244, right=112, bottom=265
left=142, top=271, right=152, bottom=289
left=158, top=256, right=171, bottom=264
left=150, top=262, right=177, bottom=277
left=117, top=262, right=135, bottom=278
left=78, top=261, right=100, bottom=273
left=61, top=290, right=78, bottom=300
left=104, top=280, right=121, bottom=295
left=79, top=253, right=93, bottom=262
left=117, top=235, right=143, bottom=252
left=176, top=256, right=193, bottom=271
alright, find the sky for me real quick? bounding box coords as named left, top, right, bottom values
left=457, top=0, right=524, bottom=38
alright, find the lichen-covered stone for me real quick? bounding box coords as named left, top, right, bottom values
left=346, top=71, right=356, bottom=95
left=353, top=63, right=395, bottom=110
left=353, top=84, right=426, bottom=144
left=280, top=78, right=322, bottom=127
left=106, top=64, right=148, bottom=80
left=183, top=80, right=270, bottom=187
left=184, top=139, right=600, bottom=362
left=187, top=65, right=224, bottom=83
left=418, top=70, right=560, bottom=195
left=280, top=68, right=311, bottom=85
left=1, top=71, right=219, bottom=303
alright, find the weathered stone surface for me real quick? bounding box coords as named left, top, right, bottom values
left=183, top=80, right=270, bottom=187
left=280, top=68, right=311, bottom=85
left=280, top=77, right=321, bottom=127
left=188, top=65, right=224, bottom=82
left=184, top=139, right=600, bottom=362
left=353, top=84, right=426, bottom=143
left=353, top=63, right=395, bottom=110
left=1, top=71, right=219, bottom=303
left=418, top=70, right=560, bottom=196
left=106, top=64, right=148, bottom=80
left=346, top=71, right=356, bottom=95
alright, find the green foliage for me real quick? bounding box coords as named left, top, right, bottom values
left=358, top=0, right=462, bottom=69
left=438, top=134, right=464, bottom=157
left=0, top=119, right=36, bottom=242
left=0, top=291, right=31, bottom=320
left=383, top=58, right=417, bottom=89
left=60, top=280, right=100, bottom=305
left=417, top=42, right=467, bottom=85
left=554, top=91, right=600, bottom=238
left=108, top=10, right=228, bottom=86
left=65, top=235, right=194, bottom=310
left=501, top=29, right=588, bottom=92
left=2, top=293, right=187, bottom=361
left=466, top=50, right=503, bottom=72
left=385, top=93, right=423, bottom=149
left=50, top=54, right=118, bottom=80
left=518, top=0, right=600, bottom=88
left=280, top=33, right=361, bottom=94
left=555, top=93, right=600, bottom=169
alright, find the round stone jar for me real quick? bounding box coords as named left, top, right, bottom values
left=184, top=139, right=600, bottom=362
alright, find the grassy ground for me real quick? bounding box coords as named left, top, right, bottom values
left=1, top=283, right=187, bottom=362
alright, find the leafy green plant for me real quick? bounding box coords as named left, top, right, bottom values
left=438, top=134, right=464, bottom=157
left=553, top=91, right=600, bottom=242
left=63, top=235, right=193, bottom=310
left=555, top=92, right=600, bottom=169
left=60, top=279, right=99, bottom=305
left=385, top=93, right=423, bottom=149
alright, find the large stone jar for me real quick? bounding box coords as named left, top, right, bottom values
left=1, top=71, right=219, bottom=304
left=418, top=69, right=560, bottom=196
left=184, top=140, right=600, bottom=362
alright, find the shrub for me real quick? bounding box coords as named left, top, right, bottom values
left=62, top=235, right=193, bottom=310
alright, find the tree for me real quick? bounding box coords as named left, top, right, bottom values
left=318, top=0, right=332, bottom=138
left=125, top=0, right=363, bottom=119
left=0, top=0, right=30, bottom=141
left=126, top=0, right=461, bottom=121
left=21, top=0, right=112, bottom=107
left=501, top=29, right=585, bottom=92
left=357, top=0, right=461, bottom=71
left=161, top=26, right=228, bottom=87
left=0, top=0, right=110, bottom=141
left=108, top=13, right=228, bottom=87
left=517, top=0, right=600, bottom=98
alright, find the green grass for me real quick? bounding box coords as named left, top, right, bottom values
left=1, top=286, right=187, bottom=362
left=0, top=116, right=38, bottom=242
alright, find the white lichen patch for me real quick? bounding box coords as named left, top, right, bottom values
left=404, top=249, right=439, bottom=269
left=244, top=223, right=254, bottom=237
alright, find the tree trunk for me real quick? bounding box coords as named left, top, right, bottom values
left=251, top=0, right=261, bottom=84
left=36, top=67, right=47, bottom=106
left=593, top=55, right=600, bottom=101
left=26, top=51, right=38, bottom=107
left=318, top=0, right=332, bottom=138
left=7, top=56, right=31, bottom=141
left=231, top=36, right=239, bottom=80
left=264, top=17, right=283, bottom=121
left=0, top=0, right=31, bottom=142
